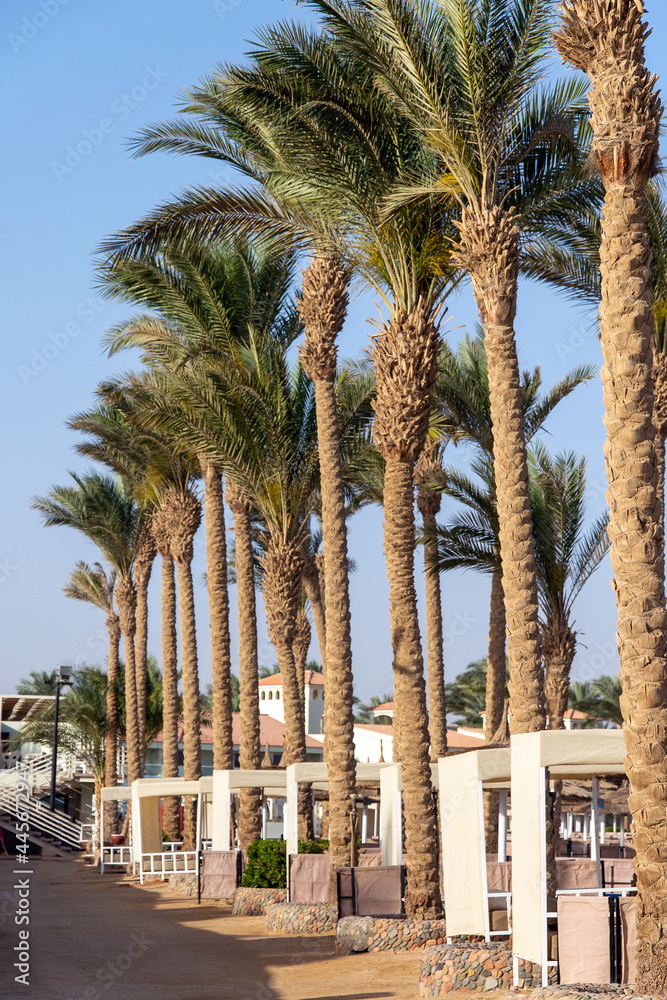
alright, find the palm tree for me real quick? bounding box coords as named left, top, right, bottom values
left=354, top=693, right=394, bottom=725
left=415, top=442, right=447, bottom=760
left=14, top=667, right=109, bottom=840
left=63, top=561, right=121, bottom=837
left=445, top=660, right=498, bottom=728
left=306, top=0, right=595, bottom=741
left=16, top=671, right=58, bottom=695
left=31, top=473, right=143, bottom=785
left=98, top=237, right=302, bottom=847
left=67, top=401, right=197, bottom=842
left=529, top=445, right=610, bottom=730
left=431, top=332, right=595, bottom=738
left=555, top=6, right=665, bottom=985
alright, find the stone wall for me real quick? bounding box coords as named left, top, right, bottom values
left=232, top=887, right=287, bottom=917
left=266, top=902, right=337, bottom=934
left=167, top=873, right=199, bottom=898
left=420, top=943, right=553, bottom=995
left=336, top=916, right=448, bottom=955
left=529, top=989, right=636, bottom=1000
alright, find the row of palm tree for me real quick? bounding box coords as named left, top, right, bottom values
left=27, top=1, right=667, bottom=977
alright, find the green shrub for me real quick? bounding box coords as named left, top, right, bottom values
left=298, top=838, right=329, bottom=854
left=241, top=839, right=287, bottom=888
left=240, top=838, right=330, bottom=888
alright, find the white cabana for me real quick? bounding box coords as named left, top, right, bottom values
left=438, top=747, right=511, bottom=940
left=380, top=762, right=440, bottom=866
left=130, top=776, right=213, bottom=883
left=511, top=729, right=627, bottom=986
left=211, top=769, right=288, bottom=851
left=99, top=784, right=133, bottom=874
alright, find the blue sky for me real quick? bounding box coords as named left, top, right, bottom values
left=2, top=0, right=666, bottom=705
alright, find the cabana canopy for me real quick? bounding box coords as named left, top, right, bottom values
left=439, top=747, right=511, bottom=938
left=511, top=729, right=626, bottom=981
left=211, top=768, right=288, bottom=850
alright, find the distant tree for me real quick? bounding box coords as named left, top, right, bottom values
left=446, top=659, right=509, bottom=728
left=355, top=693, right=393, bottom=724
left=16, top=671, right=57, bottom=695
left=258, top=665, right=280, bottom=679
left=202, top=675, right=240, bottom=713
left=567, top=680, right=601, bottom=718
left=567, top=676, right=622, bottom=727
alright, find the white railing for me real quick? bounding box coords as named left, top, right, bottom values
left=101, top=845, right=133, bottom=873
left=0, top=783, right=85, bottom=848
left=139, top=850, right=198, bottom=884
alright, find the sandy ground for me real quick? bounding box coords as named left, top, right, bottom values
left=0, top=857, right=424, bottom=1000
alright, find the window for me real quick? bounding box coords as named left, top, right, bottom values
left=260, top=691, right=265, bottom=701
left=276, top=690, right=281, bottom=700
left=312, top=690, right=318, bottom=700
left=268, top=691, right=273, bottom=700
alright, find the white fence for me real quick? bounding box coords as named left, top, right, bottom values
left=139, top=850, right=198, bottom=884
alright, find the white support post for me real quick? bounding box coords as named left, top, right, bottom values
left=620, top=818, right=625, bottom=852
left=196, top=792, right=202, bottom=852
left=539, top=768, right=549, bottom=988
left=479, top=780, right=491, bottom=943
left=361, top=799, right=369, bottom=844
left=498, top=790, right=508, bottom=863
left=567, top=812, right=574, bottom=838
left=261, top=796, right=268, bottom=840
left=613, top=815, right=617, bottom=835
left=99, top=801, right=104, bottom=875
left=583, top=812, right=590, bottom=842
left=590, top=777, right=600, bottom=862
left=599, top=815, right=606, bottom=846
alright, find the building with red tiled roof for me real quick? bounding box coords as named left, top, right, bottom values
left=147, top=711, right=324, bottom=776
left=258, top=670, right=325, bottom=736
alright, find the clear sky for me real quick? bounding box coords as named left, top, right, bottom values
left=2, top=0, right=666, bottom=705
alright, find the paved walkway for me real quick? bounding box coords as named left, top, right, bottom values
left=0, top=858, right=420, bottom=999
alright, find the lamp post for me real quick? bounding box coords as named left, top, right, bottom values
left=49, top=665, right=73, bottom=812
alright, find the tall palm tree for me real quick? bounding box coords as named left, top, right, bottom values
left=414, top=441, right=447, bottom=760
left=306, top=0, right=594, bottom=740
left=432, top=332, right=595, bottom=737
left=98, top=237, right=302, bottom=846
left=31, top=473, right=143, bottom=785
left=16, top=671, right=58, bottom=695
left=555, top=5, right=666, bottom=986
left=68, top=401, right=197, bottom=842
left=529, top=445, right=610, bottom=730
left=63, top=561, right=120, bottom=837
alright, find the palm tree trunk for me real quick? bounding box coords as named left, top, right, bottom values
left=555, top=7, right=666, bottom=988
left=543, top=621, right=576, bottom=732
left=485, top=566, right=506, bottom=739
left=115, top=577, right=141, bottom=784
left=133, top=525, right=156, bottom=775
left=302, top=558, right=327, bottom=675
left=165, top=491, right=202, bottom=851
left=160, top=552, right=181, bottom=842
left=456, top=207, right=545, bottom=735
left=483, top=566, right=506, bottom=853
left=294, top=610, right=311, bottom=716
left=227, top=485, right=262, bottom=848
left=417, top=490, right=447, bottom=761
left=201, top=460, right=234, bottom=770
left=383, top=457, right=441, bottom=917
left=103, top=614, right=121, bottom=842
left=262, top=540, right=305, bottom=769
left=372, top=301, right=441, bottom=918
left=299, top=255, right=357, bottom=891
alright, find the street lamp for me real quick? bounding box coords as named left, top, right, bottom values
left=49, top=665, right=73, bottom=812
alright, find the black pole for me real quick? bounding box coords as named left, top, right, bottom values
left=49, top=681, right=61, bottom=812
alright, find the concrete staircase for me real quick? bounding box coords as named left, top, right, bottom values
left=0, top=752, right=88, bottom=851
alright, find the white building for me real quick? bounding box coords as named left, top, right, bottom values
left=259, top=670, right=325, bottom=736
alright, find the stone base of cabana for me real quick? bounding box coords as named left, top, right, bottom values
left=167, top=873, right=199, bottom=897
left=336, top=916, right=448, bottom=955
left=266, top=902, right=337, bottom=934
left=232, top=887, right=287, bottom=916
left=529, top=988, right=638, bottom=999
left=420, top=943, right=552, bottom=995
